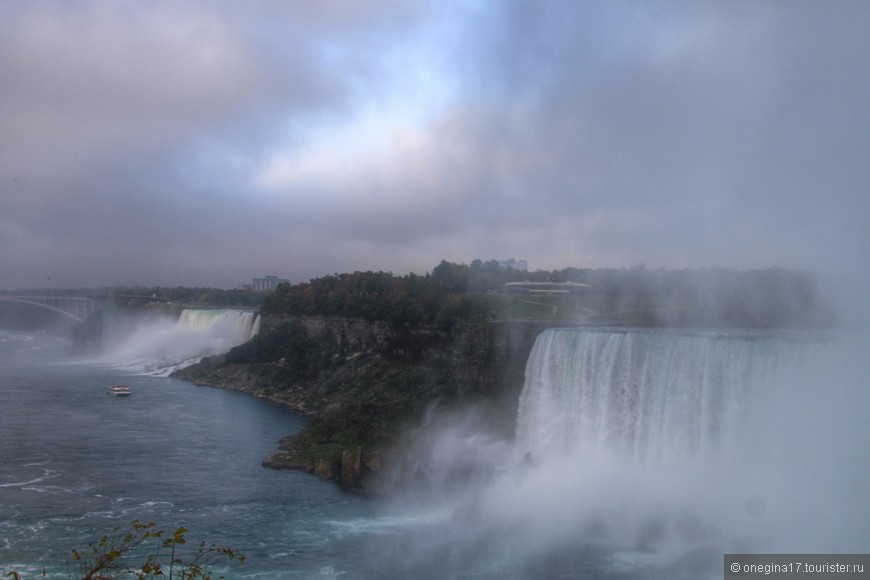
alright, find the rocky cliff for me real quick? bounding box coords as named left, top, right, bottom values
left=174, top=315, right=555, bottom=489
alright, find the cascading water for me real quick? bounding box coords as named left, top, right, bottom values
left=493, top=328, right=867, bottom=568
left=383, top=327, right=868, bottom=578
left=99, top=308, right=260, bottom=374
left=177, top=309, right=261, bottom=350
left=516, top=329, right=786, bottom=463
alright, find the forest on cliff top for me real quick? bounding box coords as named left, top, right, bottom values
left=1, top=260, right=834, bottom=331
left=262, top=260, right=834, bottom=330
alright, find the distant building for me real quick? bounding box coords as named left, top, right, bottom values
left=252, top=275, right=289, bottom=292
left=504, top=281, right=592, bottom=294
left=497, top=258, right=528, bottom=271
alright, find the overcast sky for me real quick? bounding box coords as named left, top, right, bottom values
left=2, top=0, right=869, bottom=290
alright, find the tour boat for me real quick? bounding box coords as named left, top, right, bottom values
left=107, top=384, right=131, bottom=396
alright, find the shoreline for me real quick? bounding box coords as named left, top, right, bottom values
left=180, top=375, right=358, bottom=482
left=170, top=353, right=424, bottom=490
left=169, top=318, right=555, bottom=490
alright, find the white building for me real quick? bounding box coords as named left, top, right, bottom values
left=252, top=275, right=288, bottom=292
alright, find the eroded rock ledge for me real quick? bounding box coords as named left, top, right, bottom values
left=174, top=316, right=552, bottom=489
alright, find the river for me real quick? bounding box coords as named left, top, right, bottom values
left=0, top=331, right=377, bottom=578
left=2, top=324, right=867, bottom=579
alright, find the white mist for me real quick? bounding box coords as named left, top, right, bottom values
left=98, top=309, right=260, bottom=374
left=382, top=327, right=869, bottom=579
left=509, top=329, right=868, bottom=558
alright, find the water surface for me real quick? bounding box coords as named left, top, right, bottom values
left=0, top=331, right=374, bottom=578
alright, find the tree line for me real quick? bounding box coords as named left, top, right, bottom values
left=261, top=260, right=506, bottom=330
left=261, top=260, right=835, bottom=329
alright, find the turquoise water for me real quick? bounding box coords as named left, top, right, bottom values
left=0, top=331, right=375, bottom=578
left=4, top=328, right=865, bottom=579
left=0, top=331, right=721, bottom=579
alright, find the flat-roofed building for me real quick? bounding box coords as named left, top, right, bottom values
left=504, top=281, right=592, bottom=294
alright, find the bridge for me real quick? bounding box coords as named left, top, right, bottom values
left=0, top=295, right=103, bottom=322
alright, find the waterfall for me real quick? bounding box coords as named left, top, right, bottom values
left=100, top=308, right=260, bottom=374
left=177, top=309, right=261, bottom=347
left=504, top=328, right=868, bottom=555
left=516, top=329, right=802, bottom=463
left=385, top=327, right=867, bottom=574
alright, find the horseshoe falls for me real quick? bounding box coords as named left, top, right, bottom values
left=498, top=328, right=869, bottom=571
left=516, top=329, right=782, bottom=462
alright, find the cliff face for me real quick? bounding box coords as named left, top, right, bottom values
left=264, top=315, right=450, bottom=362
left=268, top=315, right=551, bottom=397
left=175, top=315, right=554, bottom=489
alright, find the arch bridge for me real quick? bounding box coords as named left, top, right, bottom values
left=0, top=295, right=103, bottom=323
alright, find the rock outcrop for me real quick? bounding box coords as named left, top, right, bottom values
left=174, top=315, right=559, bottom=489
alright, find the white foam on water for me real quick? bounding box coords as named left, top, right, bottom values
left=97, top=309, right=259, bottom=373
left=388, top=328, right=870, bottom=577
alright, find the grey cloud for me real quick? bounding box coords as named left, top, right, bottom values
left=434, top=1, right=870, bottom=270
left=1, top=1, right=425, bottom=287
left=1, top=1, right=869, bottom=290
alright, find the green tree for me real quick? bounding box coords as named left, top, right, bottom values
left=0, top=520, right=246, bottom=579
